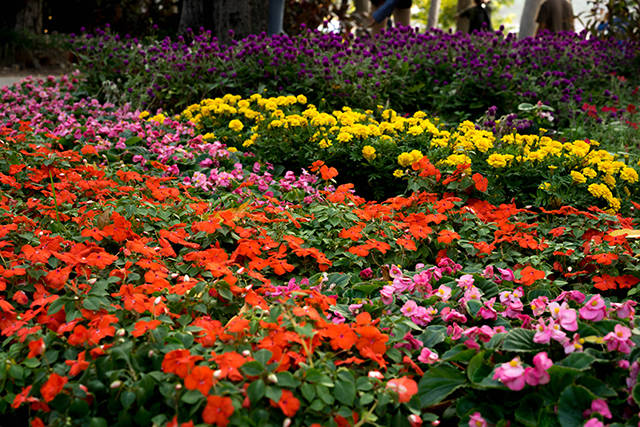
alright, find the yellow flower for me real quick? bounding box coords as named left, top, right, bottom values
left=407, top=125, right=423, bottom=136
left=203, top=132, right=216, bottom=141
left=393, top=169, right=405, bottom=178
left=229, top=119, right=244, bottom=132
left=582, top=167, right=597, bottom=178
left=588, top=183, right=613, bottom=199
left=336, top=132, right=353, bottom=143
left=398, top=152, right=414, bottom=168
left=442, top=154, right=472, bottom=167
left=149, top=113, right=167, bottom=124
left=603, top=174, right=616, bottom=187
left=362, top=145, right=376, bottom=161
left=319, top=139, right=332, bottom=149
left=296, top=94, right=307, bottom=104
left=570, top=171, right=587, bottom=184
left=409, top=150, right=424, bottom=163
left=539, top=182, right=551, bottom=190
left=620, top=167, right=639, bottom=183
left=139, top=111, right=150, bottom=120
left=487, top=154, right=514, bottom=168
left=228, top=147, right=238, bottom=153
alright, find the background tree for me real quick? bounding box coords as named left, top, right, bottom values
left=518, top=0, right=540, bottom=38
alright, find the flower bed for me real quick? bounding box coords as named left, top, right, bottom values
left=1, top=75, right=640, bottom=426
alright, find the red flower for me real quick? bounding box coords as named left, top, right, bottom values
left=517, top=266, right=546, bottom=286
left=27, top=338, right=45, bottom=358
left=41, top=372, right=68, bottom=402
left=386, top=376, right=418, bottom=403
left=270, top=389, right=300, bottom=417
left=131, top=319, right=162, bottom=337
left=472, top=173, right=488, bottom=192
left=202, top=395, right=234, bottom=426
left=184, top=365, right=214, bottom=396
left=437, top=229, right=460, bottom=245
left=65, top=350, right=90, bottom=376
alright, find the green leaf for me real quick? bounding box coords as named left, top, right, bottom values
left=441, top=344, right=476, bottom=362
left=265, top=386, right=282, bottom=403
left=633, top=383, right=640, bottom=406
left=276, top=372, right=299, bottom=388
left=558, top=385, right=595, bottom=427
left=247, top=380, right=265, bottom=404
left=301, top=383, right=316, bottom=402
left=557, top=352, right=595, bottom=371
left=305, top=369, right=334, bottom=387
left=181, top=389, right=203, bottom=404
left=253, top=349, right=272, bottom=366
left=421, top=325, right=447, bottom=348
left=577, top=376, right=616, bottom=398
left=515, top=394, right=542, bottom=427
left=241, top=361, right=265, bottom=377
left=418, top=364, right=467, bottom=409
left=317, top=385, right=335, bottom=405
left=120, top=390, right=136, bottom=409
left=502, top=329, right=544, bottom=352
left=334, top=370, right=356, bottom=407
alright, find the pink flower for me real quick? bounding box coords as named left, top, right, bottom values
left=441, top=306, right=467, bottom=323
left=579, top=295, right=607, bottom=322
left=530, top=296, right=549, bottom=316
left=493, top=357, right=526, bottom=391
left=603, top=324, right=634, bottom=354
left=381, top=285, right=395, bottom=305
left=482, top=265, right=494, bottom=279
left=610, top=300, right=636, bottom=320
left=562, top=333, right=584, bottom=354
left=359, top=267, right=373, bottom=280
left=497, top=267, right=515, bottom=282
left=418, top=347, right=439, bottom=364
left=410, top=306, right=432, bottom=327
left=435, top=285, right=451, bottom=302
left=395, top=332, right=424, bottom=351
left=554, top=303, right=578, bottom=332
left=583, top=418, right=604, bottom=427
left=401, top=300, right=419, bottom=317
left=456, top=274, right=475, bottom=289
left=524, top=352, right=553, bottom=386
left=590, top=399, right=612, bottom=419
left=477, top=298, right=497, bottom=320
left=468, top=412, right=487, bottom=427
left=447, top=323, right=464, bottom=340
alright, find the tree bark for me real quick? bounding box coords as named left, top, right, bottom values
left=14, top=0, right=43, bottom=34
left=456, top=0, right=471, bottom=33
left=518, top=0, right=541, bottom=39
left=428, top=0, right=441, bottom=29
left=178, top=0, right=213, bottom=34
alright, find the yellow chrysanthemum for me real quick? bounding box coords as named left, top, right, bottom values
left=362, top=145, right=376, bottom=161
left=570, top=171, right=587, bottom=184
left=229, top=119, right=244, bottom=132
left=620, top=167, right=639, bottom=183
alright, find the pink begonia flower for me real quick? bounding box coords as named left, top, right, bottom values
left=464, top=325, right=495, bottom=343
left=462, top=286, right=483, bottom=305
left=550, top=303, right=578, bottom=332
left=530, top=296, right=549, bottom=316
left=562, top=333, right=584, bottom=354
left=477, top=298, right=497, bottom=321
left=468, top=412, right=487, bottom=427
left=447, top=323, right=464, bottom=340
left=493, top=357, right=526, bottom=391
left=456, top=274, right=475, bottom=289
left=395, top=332, right=424, bottom=351
left=554, top=290, right=585, bottom=304
left=482, top=265, right=495, bottom=279
left=348, top=303, right=363, bottom=314
left=610, top=300, right=636, bottom=320
left=412, top=270, right=433, bottom=294
left=497, top=267, right=515, bottom=282
left=441, top=306, right=467, bottom=323
left=389, top=264, right=404, bottom=278
left=435, top=285, right=452, bottom=302
left=411, top=306, right=432, bottom=327
left=579, top=295, right=607, bottom=322
left=590, top=399, right=612, bottom=419
left=524, top=352, right=553, bottom=386
left=380, top=285, right=395, bottom=305
left=583, top=418, right=604, bottom=427
left=603, top=324, right=634, bottom=354
left=418, top=347, right=439, bottom=364
left=393, top=276, right=414, bottom=293
left=401, top=300, right=419, bottom=317
left=359, top=267, right=373, bottom=280
left=534, top=319, right=567, bottom=344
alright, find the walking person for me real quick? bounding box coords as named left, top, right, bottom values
left=459, top=0, right=493, bottom=33
left=368, top=0, right=413, bottom=36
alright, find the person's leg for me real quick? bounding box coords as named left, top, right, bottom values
left=371, top=5, right=388, bottom=35
left=268, top=0, right=285, bottom=35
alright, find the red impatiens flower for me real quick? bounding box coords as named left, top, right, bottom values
left=131, top=319, right=162, bottom=337
left=65, top=350, right=90, bottom=376
left=517, top=266, right=546, bottom=286
left=270, top=389, right=300, bottom=417
left=184, top=365, right=214, bottom=396
left=41, top=372, right=68, bottom=402
left=202, top=395, right=234, bottom=426
left=472, top=172, right=488, bottom=192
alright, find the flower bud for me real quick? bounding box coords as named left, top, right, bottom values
left=267, top=374, right=278, bottom=383
left=110, top=380, right=122, bottom=389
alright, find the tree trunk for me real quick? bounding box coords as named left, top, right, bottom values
left=178, top=0, right=213, bottom=34
left=518, top=0, right=541, bottom=39
left=428, top=0, right=441, bottom=29
left=15, top=0, right=43, bottom=34
left=456, top=0, right=471, bottom=33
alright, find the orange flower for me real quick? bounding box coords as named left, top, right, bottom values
left=437, top=229, right=460, bottom=245
left=472, top=173, right=488, bottom=192
left=184, top=365, right=214, bottom=396
left=517, top=266, right=546, bottom=286
left=271, top=389, right=300, bottom=417
left=27, top=338, right=45, bottom=358
left=41, top=372, right=68, bottom=402
left=320, top=165, right=338, bottom=181
left=202, top=395, right=234, bottom=426
left=131, top=319, right=162, bottom=337
left=321, top=323, right=358, bottom=351
left=386, top=376, right=418, bottom=403
left=65, top=350, right=90, bottom=376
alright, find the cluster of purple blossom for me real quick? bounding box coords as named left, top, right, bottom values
left=70, top=26, right=639, bottom=123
